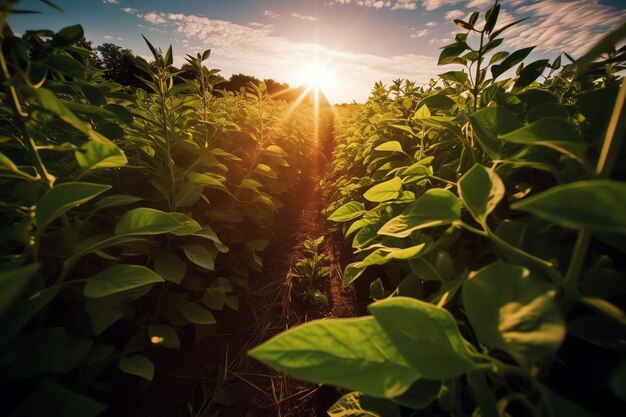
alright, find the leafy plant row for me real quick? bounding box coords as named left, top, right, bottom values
left=0, top=6, right=316, bottom=415
left=251, top=2, right=626, bottom=416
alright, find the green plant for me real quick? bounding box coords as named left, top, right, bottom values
left=250, top=2, right=626, bottom=416
left=293, top=236, right=331, bottom=305
left=0, top=3, right=318, bottom=414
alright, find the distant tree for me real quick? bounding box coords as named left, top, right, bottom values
left=96, top=43, right=149, bottom=88
left=220, top=73, right=261, bottom=94
left=264, top=78, right=289, bottom=96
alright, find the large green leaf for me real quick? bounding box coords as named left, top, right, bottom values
left=491, top=46, right=534, bottom=80
left=470, top=106, right=521, bottom=159
left=75, top=141, right=127, bottom=170
left=0, top=284, right=60, bottom=346
left=178, top=303, right=216, bottom=325
left=12, top=381, right=106, bottom=417
left=499, top=117, right=586, bottom=162
left=462, top=261, right=565, bottom=363
left=181, top=244, right=215, bottom=271
left=0, top=263, right=39, bottom=316
left=3, top=327, right=92, bottom=379
left=369, top=297, right=475, bottom=379
left=83, top=265, right=164, bottom=298
left=36, top=182, right=111, bottom=229
left=153, top=252, right=187, bottom=284
left=378, top=189, right=461, bottom=238
left=328, top=392, right=401, bottom=417
left=119, top=354, right=154, bottom=381
left=364, top=177, right=403, bottom=202
left=249, top=317, right=419, bottom=398
left=458, top=164, right=504, bottom=224
left=329, top=201, right=365, bottom=222
left=115, top=207, right=200, bottom=236
left=511, top=180, right=626, bottom=234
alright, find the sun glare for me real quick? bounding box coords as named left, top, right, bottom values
left=304, top=63, right=332, bottom=92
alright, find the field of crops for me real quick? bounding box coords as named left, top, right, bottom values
left=1, top=1, right=626, bottom=416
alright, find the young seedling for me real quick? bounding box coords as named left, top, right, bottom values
left=293, top=236, right=331, bottom=305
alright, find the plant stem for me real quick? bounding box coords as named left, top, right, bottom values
left=473, top=30, right=485, bottom=112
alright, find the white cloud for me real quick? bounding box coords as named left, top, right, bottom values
left=103, top=0, right=118, bottom=4
left=426, top=21, right=438, bottom=26
left=291, top=13, right=318, bottom=21
left=103, top=35, right=114, bottom=39
left=139, top=12, right=442, bottom=102
left=411, top=29, right=429, bottom=37
left=467, top=0, right=493, bottom=8
left=501, top=0, right=626, bottom=56
left=445, top=9, right=465, bottom=19
left=391, top=0, right=417, bottom=10
left=264, top=10, right=280, bottom=18
left=143, top=12, right=166, bottom=25
left=422, top=0, right=462, bottom=11
left=121, top=7, right=138, bottom=14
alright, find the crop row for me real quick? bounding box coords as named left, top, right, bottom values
left=0, top=18, right=316, bottom=416
left=251, top=4, right=626, bottom=416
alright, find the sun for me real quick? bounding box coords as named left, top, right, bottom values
left=303, top=63, right=333, bottom=92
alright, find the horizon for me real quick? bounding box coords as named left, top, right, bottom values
left=9, top=0, right=626, bottom=103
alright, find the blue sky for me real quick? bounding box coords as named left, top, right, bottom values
left=9, top=0, right=626, bottom=103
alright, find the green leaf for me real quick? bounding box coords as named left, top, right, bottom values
left=83, top=265, right=164, bottom=298
left=148, top=324, right=181, bottom=349
left=470, top=106, right=522, bottom=159
left=36, top=182, right=111, bottom=229
left=115, top=207, right=199, bottom=236
left=94, top=195, right=142, bottom=210
left=0, top=284, right=60, bottom=346
left=462, top=261, right=565, bottom=363
left=3, top=327, right=92, bottom=379
left=179, top=303, right=216, bottom=324
left=378, top=189, right=461, bottom=238
left=153, top=252, right=187, bottom=284
left=255, top=163, right=278, bottom=179
left=458, top=164, right=504, bottom=224
left=499, top=117, right=586, bottom=162
left=31, top=88, right=113, bottom=145
left=75, top=141, right=127, bottom=170
left=181, top=244, right=215, bottom=271
left=369, top=297, right=475, bottom=379
left=12, top=381, right=106, bottom=417
left=249, top=317, right=419, bottom=398
left=266, top=144, right=288, bottom=156
left=514, top=59, right=550, bottom=90
left=491, top=46, right=534, bottom=80
left=86, top=286, right=151, bottom=335
left=438, top=42, right=468, bottom=65
left=52, top=24, right=84, bottom=47
left=364, top=177, right=403, bottom=202
left=511, top=180, right=626, bottom=234
left=329, top=201, right=365, bottom=222
left=328, top=392, right=401, bottom=417
left=119, top=354, right=154, bottom=381
left=187, top=172, right=229, bottom=193
left=0, top=263, right=39, bottom=316
left=374, top=141, right=403, bottom=153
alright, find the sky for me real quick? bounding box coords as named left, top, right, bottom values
left=9, top=0, right=626, bottom=103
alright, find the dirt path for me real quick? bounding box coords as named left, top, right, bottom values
left=222, top=107, right=359, bottom=417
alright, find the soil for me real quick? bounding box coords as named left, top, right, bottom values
left=217, top=107, right=359, bottom=417
left=116, top=106, right=361, bottom=417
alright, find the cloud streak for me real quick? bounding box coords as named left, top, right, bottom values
left=136, top=12, right=441, bottom=102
